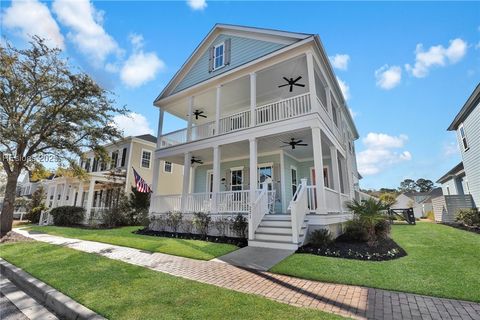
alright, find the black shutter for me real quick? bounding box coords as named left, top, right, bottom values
left=121, top=148, right=127, bottom=167
left=224, top=38, right=231, bottom=66
left=208, top=46, right=214, bottom=72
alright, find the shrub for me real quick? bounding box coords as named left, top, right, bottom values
left=213, top=215, right=230, bottom=237
left=101, top=207, right=128, bottom=228
left=309, top=229, right=332, bottom=247
left=166, top=211, right=183, bottom=233
left=342, top=220, right=369, bottom=242
left=50, top=206, right=85, bottom=226
left=182, top=219, right=194, bottom=234
left=345, top=198, right=390, bottom=246
left=230, top=214, right=248, bottom=238
left=151, top=214, right=167, bottom=232
left=426, top=210, right=435, bottom=221
left=26, top=206, right=44, bottom=224
left=26, top=186, right=46, bottom=223
left=455, top=208, right=480, bottom=227
left=192, top=212, right=211, bottom=237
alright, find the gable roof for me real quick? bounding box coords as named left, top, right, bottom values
left=154, top=23, right=312, bottom=102
left=436, top=162, right=464, bottom=184
left=135, top=134, right=157, bottom=144
left=448, top=83, right=480, bottom=131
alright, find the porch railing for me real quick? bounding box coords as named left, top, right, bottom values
left=306, top=185, right=317, bottom=213
left=191, top=121, right=215, bottom=140
left=325, top=187, right=340, bottom=213
left=256, top=93, right=311, bottom=125
left=290, top=179, right=308, bottom=244
left=249, top=186, right=268, bottom=240
left=214, top=190, right=250, bottom=213
left=218, top=110, right=251, bottom=134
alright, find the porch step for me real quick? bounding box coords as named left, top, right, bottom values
left=259, top=219, right=308, bottom=228
left=256, top=225, right=306, bottom=235
left=255, top=231, right=305, bottom=243
left=248, top=239, right=300, bottom=250
left=262, top=215, right=291, bottom=221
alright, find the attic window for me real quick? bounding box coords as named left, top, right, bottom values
left=213, top=43, right=225, bottom=70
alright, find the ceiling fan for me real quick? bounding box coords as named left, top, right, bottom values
left=191, top=109, right=207, bottom=120
left=278, top=76, right=305, bottom=92
left=191, top=156, right=203, bottom=165
left=282, top=138, right=308, bottom=150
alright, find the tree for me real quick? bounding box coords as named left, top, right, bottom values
left=26, top=186, right=46, bottom=223
left=399, top=179, right=417, bottom=193
left=0, top=36, right=127, bottom=236
left=379, top=193, right=397, bottom=208
left=416, top=178, right=434, bottom=193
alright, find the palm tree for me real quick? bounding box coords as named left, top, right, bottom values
left=346, top=198, right=389, bottom=246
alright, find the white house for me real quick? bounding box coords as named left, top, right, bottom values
left=148, top=24, right=362, bottom=249
left=40, top=134, right=183, bottom=225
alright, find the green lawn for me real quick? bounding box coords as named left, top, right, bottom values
left=271, top=222, right=480, bottom=302
left=26, top=225, right=237, bottom=260
left=0, top=242, right=340, bottom=320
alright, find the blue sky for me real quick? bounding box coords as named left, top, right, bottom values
left=2, top=1, right=480, bottom=189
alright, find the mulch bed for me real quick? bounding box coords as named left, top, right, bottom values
left=135, top=228, right=248, bottom=247
left=442, top=223, right=480, bottom=235
left=297, top=237, right=407, bottom=261
left=0, top=231, right=34, bottom=244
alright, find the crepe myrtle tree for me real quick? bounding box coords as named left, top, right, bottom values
left=0, top=36, right=127, bottom=236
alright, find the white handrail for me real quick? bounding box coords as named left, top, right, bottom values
left=289, top=179, right=308, bottom=244
left=256, top=93, right=311, bottom=125
left=191, top=121, right=215, bottom=140
left=248, top=183, right=269, bottom=240
left=218, top=109, right=251, bottom=134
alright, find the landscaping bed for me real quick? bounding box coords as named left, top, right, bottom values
left=443, top=223, right=480, bottom=234
left=297, top=236, right=406, bottom=261
left=135, top=228, right=248, bottom=247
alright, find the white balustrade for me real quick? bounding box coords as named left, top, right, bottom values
left=218, top=110, right=251, bottom=134
left=215, top=190, right=251, bottom=213
left=340, top=193, right=350, bottom=212
left=325, top=187, right=340, bottom=213
left=159, top=128, right=188, bottom=147
left=191, top=121, right=215, bottom=140
left=249, top=187, right=268, bottom=240
left=289, top=179, right=308, bottom=244
left=256, top=93, right=311, bottom=125
left=306, top=185, right=317, bottom=213
left=184, top=193, right=212, bottom=213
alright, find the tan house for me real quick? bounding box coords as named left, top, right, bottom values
left=40, top=134, right=183, bottom=225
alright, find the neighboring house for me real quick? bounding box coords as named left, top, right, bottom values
left=447, top=83, right=480, bottom=207
left=149, top=24, right=362, bottom=249
left=15, top=173, right=55, bottom=219
left=433, top=162, right=474, bottom=222
left=41, top=134, right=183, bottom=225
left=391, top=190, right=440, bottom=218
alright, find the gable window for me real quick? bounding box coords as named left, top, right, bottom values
left=459, top=124, right=469, bottom=151
left=141, top=150, right=152, bottom=168
left=164, top=161, right=172, bottom=173
left=214, top=43, right=225, bottom=70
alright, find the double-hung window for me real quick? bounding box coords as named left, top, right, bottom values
left=230, top=168, right=243, bottom=191
left=258, top=164, right=273, bottom=191
left=213, top=43, right=225, bottom=70
left=459, top=124, right=469, bottom=151
left=141, top=150, right=151, bottom=168
left=164, top=161, right=172, bottom=173
left=291, top=167, right=298, bottom=196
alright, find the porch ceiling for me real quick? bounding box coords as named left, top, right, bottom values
left=160, top=128, right=332, bottom=165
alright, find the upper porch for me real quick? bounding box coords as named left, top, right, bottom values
left=157, top=52, right=351, bottom=150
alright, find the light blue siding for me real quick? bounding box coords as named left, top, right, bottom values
left=173, top=34, right=287, bottom=94
left=457, top=101, right=480, bottom=206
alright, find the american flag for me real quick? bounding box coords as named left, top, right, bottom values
left=132, top=167, right=152, bottom=193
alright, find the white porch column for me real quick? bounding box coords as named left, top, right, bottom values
left=157, top=108, right=165, bottom=148
left=311, top=126, right=327, bottom=214
left=85, top=178, right=95, bottom=222
left=51, top=183, right=59, bottom=208
left=181, top=152, right=191, bottom=212
left=59, top=184, right=66, bottom=206
left=306, top=51, right=319, bottom=113
left=149, top=158, right=161, bottom=215
left=250, top=72, right=256, bottom=127
left=248, top=138, right=258, bottom=240
left=77, top=182, right=84, bottom=207
left=330, top=145, right=343, bottom=212
left=280, top=150, right=287, bottom=213
left=215, top=85, right=221, bottom=135
left=212, top=145, right=221, bottom=213
left=187, top=96, right=194, bottom=141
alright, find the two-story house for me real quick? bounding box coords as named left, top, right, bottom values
left=41, top=134, right=183, bottom=225
left=149, top=24, right=362, bottom=249
left=433, top=83, right=480, bottom=222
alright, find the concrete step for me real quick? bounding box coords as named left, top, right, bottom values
left=256, top=225, right=306, bottom=234
left=262, top=215, right=291, bottom=221
left=259, top=220, right=292, bottom=228
left=255, top=232, right=293, bottom=242
left=248, top=239, right=300, bottom=250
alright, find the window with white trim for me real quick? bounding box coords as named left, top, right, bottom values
left=230, top=168, right=243, bottom=191
left=258, top=164, right=273, bottom=190
left=141, top=150, right=151, bottom=168
left=291, top=167, right=298, bottom=196
left=213, top=43, right=225, bottom=70
left=164, top=161, right=172, bottom=173
left=459, top=124, right=469, bottom=151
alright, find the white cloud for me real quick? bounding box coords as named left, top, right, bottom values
left=375, top=65, right=402, bottom=90
left=187, top=0, right=207, bottom=10
left=112, top=112, right=154, bottom=137
left=336, top=77, right=350, bottom=101
left=443, top=141, right=459, bottom=157
left=2, top=0, right=65, bottom=49
left=357, top=133, right=411, bottom=176
left=329, top=54, right=350, bottom=70
left=52, top=0, right=120, bottom=63
left=405, top=38, right=468, bottom=78
left=120, top=35, right=165, bottom=88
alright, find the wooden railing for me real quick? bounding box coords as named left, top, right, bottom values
left=214, top=190, right=250, bottom=213
left=249, top=185, right=268, bottom=240
left=218, top=110, right=251, bottom=134
left=289, top=179, right=308, bottom=244
left=256, top=93, right=311, bottom=125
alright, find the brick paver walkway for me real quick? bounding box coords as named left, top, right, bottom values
left=15, top=229, right=480, bottom=320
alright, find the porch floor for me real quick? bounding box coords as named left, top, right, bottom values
left=212, top=247, right=295, bottom=271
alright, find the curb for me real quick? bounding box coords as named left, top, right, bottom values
left=0, top=258, right=106, bottom=320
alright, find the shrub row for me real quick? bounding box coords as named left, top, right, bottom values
left=455, top=208, right=480, bottom=227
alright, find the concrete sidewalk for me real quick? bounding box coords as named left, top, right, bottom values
left=14, top=228, right=480, bottom=320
